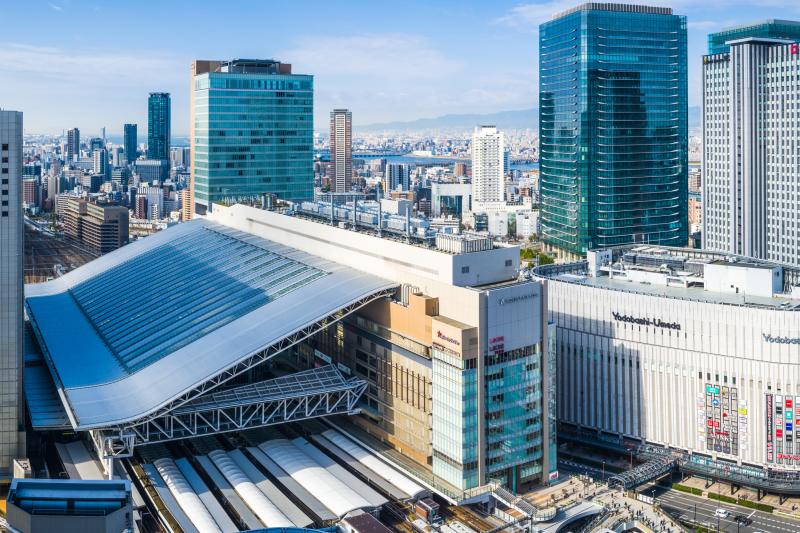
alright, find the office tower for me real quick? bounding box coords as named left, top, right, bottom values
left=66, top=127, right=80, bottom=162
left=63, top=198, right=129, bottom=254
left=453, top=162, right=467, bottom=178
left=0, top=110, right=24, bottom=474
left=702, top=21, right=800, bottom=265
left=110, top=147, right=124, bottom=168
left=123, top=123, right=138, bottom=165
left=135, top=195, right=148, bottom=219
left=190, top=59, right=313, bottom=213
left=147, top=93, right=171, bottom=161
left=47, top=162, right=61, bottom=203
left=471, top=125, right=505, bottom=204
left=539, top=3, right=688, bottom=256
left=384, top=163, right=410, bottom=192
left=89, top=137, right=104, bottom=152
left=137, top=185, right=163, bottom=220
left=707, top=19, right=800, bottom=55
left=22, top=179, right=39, bottom=207
left=111, top=167, right=130, bottom=191
left=133, top=159, right=169, bottom=183
left=329, top=109, right=352, bottom=193
left=92, top=148, right=107, bottom=176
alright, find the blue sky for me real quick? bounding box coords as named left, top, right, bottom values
left=1, top=0, right=799, bottom=136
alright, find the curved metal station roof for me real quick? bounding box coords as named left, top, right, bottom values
left=25, top=219, right=396, bottom=430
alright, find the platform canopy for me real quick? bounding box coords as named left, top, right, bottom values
left=25, top=219, right=397, bottom=431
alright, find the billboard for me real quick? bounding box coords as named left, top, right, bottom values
left=705, top=383, right=738, bottom=455
left=486, top=282, right=541, bottom=354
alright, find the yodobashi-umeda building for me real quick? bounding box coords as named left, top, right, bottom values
left=535, top=245, right=800, bottom=485
left=208, top=204, right=556, bottom=496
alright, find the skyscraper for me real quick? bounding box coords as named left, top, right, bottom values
left=0, top=110, right=24, bottom=474
left=471, top=125, right=505, bottom=204
left=92, top=148, right=107, bottom=177
left=66, top=127, right=80, bottom=162
left=147, top=93, right=170, bottom=161
left=329, top=109, right=352, bottom=193
left=539, top=3, right=688, bottom=256
left=190, top=59, right=313, bottom=213
left=702, top=20, right=800, bottom=265
left=123, top=123, right=137, bottom=166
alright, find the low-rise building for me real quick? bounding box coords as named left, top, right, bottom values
left=63, top=197, right=129, bottom=253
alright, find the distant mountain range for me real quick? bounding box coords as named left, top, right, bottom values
left=358, top=106, right=701, bottom=133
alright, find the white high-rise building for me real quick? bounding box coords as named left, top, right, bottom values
left=703, top=33, right=800, bottom=265
left=329, top=109, right=352, bottom=193
left=0, top=110, right=24, bottom=474
left=471, top=125, right=505, bottom=204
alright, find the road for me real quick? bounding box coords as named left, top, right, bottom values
left=657, top=488, right=800, bottom=532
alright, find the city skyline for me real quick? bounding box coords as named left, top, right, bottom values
left=3, top=1, right=800, bottom=135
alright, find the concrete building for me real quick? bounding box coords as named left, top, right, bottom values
left=384, top=163, right=410, bottom=193
left=330, top=109, right=353, bottom=193
left=66, top=127, right=80, bottom=162
left=137, top=186, right=164, bottom=220
left=212, top=204, right=557, bottom=494
left=454, top=162, right=468, bottom=178
left=63, top=198, right=129, bottom=254
left=430, top=182, right=471, bottom=219
left=92, top=148, right=107, bottom=177
left=471, top=126, right=504, bottom=204
left=702, top=22, right=800, bottom=266
left=22, top=179, right=39, bottom=208
left=180, top=188, right=194, bottom=221
left=134, top=159, right=169, bottom=183
left=191, top=59, right=313, bottom=213
left=0, top=110, right=24, bottom=475
left=516, top=210, right=539, bottom=240
left=536, top=245, right=800, bottom=488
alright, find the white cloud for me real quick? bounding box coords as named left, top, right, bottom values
left=47, top=2, right=63, bottom=12
left=0, top=43, right=182, bottom=86
left=278, top=34, right=463, bottom=80
left=494, top=1, right=583, bottom=28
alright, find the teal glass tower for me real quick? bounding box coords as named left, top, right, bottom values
left=191, top=59, right=313, bottom=213
left=539, top=3, right=688, bottom=256
left=708, top=19, right=800, bottom=54
left=147, top=93, right=170, bottom=161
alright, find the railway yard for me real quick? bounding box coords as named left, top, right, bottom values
left=23, top=221, right=97, bottom=282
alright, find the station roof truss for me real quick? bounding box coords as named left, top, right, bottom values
left=24, top=219, right=397, bottom=460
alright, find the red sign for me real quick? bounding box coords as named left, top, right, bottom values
left=778, top=429, right=784, bottom=437
left=791, top=43, right=799, bottom=55
left=788, top=399, right=793, bottom=408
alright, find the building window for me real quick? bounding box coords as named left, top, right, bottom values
left=461, top=266, right=470, bottom=274
left=505, top=259, right=513, bottom=267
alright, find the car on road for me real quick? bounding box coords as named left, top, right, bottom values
left=714, top=508, right=730, bottom=519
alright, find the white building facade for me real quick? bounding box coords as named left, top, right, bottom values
left=703, top=36, right=800, bottom=266
left=537, top=245, right=800, bottom=485
left=0, top=111, right=24, bottom=475
left=471, top=126, right=505, bottom=204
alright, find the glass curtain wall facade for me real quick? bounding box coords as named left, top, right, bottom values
left=484, top=346, right=543, bottom=492
left=432, top=346, right=479, bottom=491
left=192, top=60, right=313, bottom=209
left=147, top=93, right=171, bottom=161
left=539, top=4, right=688, bottom=255
left=708, top=19, right=800, bottom=54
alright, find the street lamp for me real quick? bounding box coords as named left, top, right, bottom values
left=602, top=461, right=605, bottom=481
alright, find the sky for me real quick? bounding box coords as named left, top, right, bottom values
left=2, top=0, right=800, bottom=136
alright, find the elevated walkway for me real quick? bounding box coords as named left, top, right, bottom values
left=124, top=365, right=366, bottom=446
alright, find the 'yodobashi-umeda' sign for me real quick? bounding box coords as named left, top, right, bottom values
left=611, top=312, right=681, bottom=331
